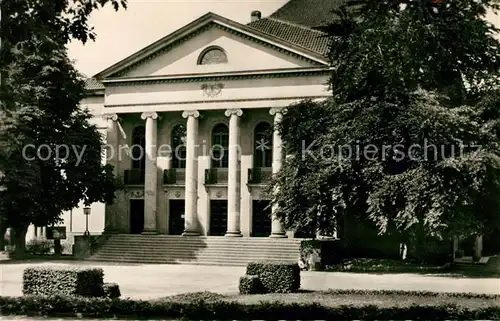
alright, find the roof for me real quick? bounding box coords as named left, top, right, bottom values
left=247, top=17, right=331, bottom=56
left=269, top=0, right=348, bottom=28
left=85, top=78, right=104, bottom=91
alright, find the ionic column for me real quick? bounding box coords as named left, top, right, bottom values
left=269, top=108, right=287, bottom=238
left=141, top=112, right=158, bottom=234
left=103, top=113, right=119, bottom=233
left=225, top=108, right=243, bottom=237
left=182, top=110, right=200, bottom=236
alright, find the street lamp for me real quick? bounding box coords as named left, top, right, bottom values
left=83, top=206, right=91, bottom=236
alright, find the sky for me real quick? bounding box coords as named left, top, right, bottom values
left=67, top=0, right=289, bottom=77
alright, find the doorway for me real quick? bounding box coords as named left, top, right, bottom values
left=129, top=199, right=144, bottom=234
left=252, top=200, right=271, bottom=237
left=169, top=200, right=185, bottom=235
left=209, top=200, right=227, bottom=236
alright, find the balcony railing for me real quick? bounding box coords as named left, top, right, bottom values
left=204, top=168, right=229, bottom=184
left=163, top=168, right=186, bottom=184
left=248, top=167, right=273, bottom=184
left=124, top=169, right=145, bottom=185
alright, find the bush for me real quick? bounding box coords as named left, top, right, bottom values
left=26, top=239, right=52, bottom=255
left=0, top=294, right=498, bottom=319
left=246, top=261, right=300, bottom=293
left=23, top=267, right=104, bottom=297
left=102, top=283, right=120, bottom=299
left=239, top=275, right=264, bottom=295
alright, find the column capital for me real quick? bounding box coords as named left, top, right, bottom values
left=269, top=107, right=287, bottom=116
left=225, top=108, right=243, bottom=117
left=102, top=113, right=118, bottom=121
left=182, top=110, right=200, bottom=119
left=141, top=112, right=158, bottom=120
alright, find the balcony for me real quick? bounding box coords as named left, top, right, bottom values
left=124, top=169, right=145, bottom=185
left=204, top=168, right=228, bottom=185
left=248, top=167, right=272, bottom=184
left=163, top=168, right=186, bottom=185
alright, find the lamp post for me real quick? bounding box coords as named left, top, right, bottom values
left=83, top=206, right=91, bottom=236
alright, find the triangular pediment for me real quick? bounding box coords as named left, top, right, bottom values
left=94, top=12, right=328, bottom=80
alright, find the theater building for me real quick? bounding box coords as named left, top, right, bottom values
left=81, top=5, right=333, bottom=238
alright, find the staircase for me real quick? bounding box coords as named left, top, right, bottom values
left=87, top=234, right=302, bottom=266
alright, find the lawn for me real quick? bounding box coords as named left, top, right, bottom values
left=225, top=290, right=500, bottom=309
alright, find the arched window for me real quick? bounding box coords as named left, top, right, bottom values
left=131, top=126, right=145, bottom=169
left=211, top=123, right=229, bottom=168
left=198, top=47, right=228, bottom=65
left=254, top=122, right=273, bottom=168
left=171, top=124, right=187, bottom=169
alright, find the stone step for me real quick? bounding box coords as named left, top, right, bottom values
left=99, top=243, right=299, bottom=252
left=89, top=234, right=302, bottom=266
left=88, top=255, right=297, bottom=265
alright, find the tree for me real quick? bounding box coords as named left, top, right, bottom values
left=0, top=0, right=126, bottom=257
left=270, top=0, right=500, bottom=262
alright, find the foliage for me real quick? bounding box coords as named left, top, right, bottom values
left=25, top=239, right=52, bottom=255
left=239, top=275, right=264, bottom=295
left=102, top=283, right=121, bottom=299
left=0, top=0, right=126, bottom=256
left=0, top=291, right=498, bottom=319
left=270, top=0, right=500, bottom=258
left=246, top=261, right=300, bottom=293
left=23, top=267, right=104, bottom=297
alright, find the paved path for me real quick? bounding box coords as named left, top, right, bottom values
left=1, top=262, right=498, bottom=299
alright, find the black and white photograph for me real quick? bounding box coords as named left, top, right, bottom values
left=0, top=0, right=499, bottom=319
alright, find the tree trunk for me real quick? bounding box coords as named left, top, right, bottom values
left=0, top=221, right=7, bottom=251
left=13, top=225, right=28, bottom=259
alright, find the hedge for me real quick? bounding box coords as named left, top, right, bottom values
left=23, top=267, right=104, bottom=297
left=0, top=294, right=498, bottom=319
left=102, top=283, right=121, bottom=299
left=238, top=275, right=264, bottom=295
left=246, top=261, right=300, bottom=293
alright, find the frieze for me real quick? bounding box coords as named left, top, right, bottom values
left=201, top=83, right=224, bottom=98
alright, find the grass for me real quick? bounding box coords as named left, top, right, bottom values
left=324, top=256, right=500, bottom=278
left=225, top=290, right=500, bottom=309
left=151, top=289, right=500, bottom=310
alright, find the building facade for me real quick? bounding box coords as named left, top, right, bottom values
left=27, top=0, right=498, bottom=242
left=84, top=10, right=331, bottom=237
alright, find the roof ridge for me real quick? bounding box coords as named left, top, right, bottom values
left=263, top=17, right=327, bottom=35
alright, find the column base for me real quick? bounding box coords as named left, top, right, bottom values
left=269, top=232, right=288, bottom=238
left=182, top=230, right=200, bottom=236
left=141, top=230, right=158, bottom=235
left=225, top=231, right=243, bottom=237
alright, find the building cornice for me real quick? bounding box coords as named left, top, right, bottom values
left=101, top=67, right=331, bottom=87
left=104, top=95, right=331, bottom=108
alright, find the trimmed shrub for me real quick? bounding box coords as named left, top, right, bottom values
left=246, top=261, right=300, bottom=293
left=0, top=293, right=498, bottom=319
left=26, top=239, right=52, bottom=255
left=23, top=267, right=104, bottom=297
left=239, top=275, right=264, bottom=295
left=102, top=283, right=120, bottom=299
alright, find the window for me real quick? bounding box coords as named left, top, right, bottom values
left=211, top=123, right=229, bottom=168
left=171, top=124, right=187, bottom=169
left=254, top=122, right=273, bottom=168
left=198, top=47, right=227, bottom=65
left=131, top=126, right=146, bottom=169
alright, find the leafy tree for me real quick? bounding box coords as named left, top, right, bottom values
left=0, top=0, right=126, bottom=257
left=270, top=0, right=500, bottom=262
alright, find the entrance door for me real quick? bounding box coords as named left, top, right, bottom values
left=129, top=199, right=144, bottom=234
left=169, top=200, right=185, bottom=235
left=252, top=200, right=271, bottom=237
left=209, top=200, right=227, bottom=236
